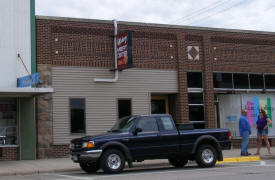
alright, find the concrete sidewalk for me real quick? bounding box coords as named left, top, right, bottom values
left=0, top=147, right=275, bottom=176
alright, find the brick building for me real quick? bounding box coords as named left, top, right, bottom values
left=35, top=16, right=275, bottom=159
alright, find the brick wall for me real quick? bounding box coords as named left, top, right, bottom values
left=52, top=145, right=70, bottom=158
left=231, top=138, right=274, bottom=149
left=36, top=16, right=275, bottom=158
left=36, top=18, right=179, bottom=70
left=0, top=147, right=18, bottom=161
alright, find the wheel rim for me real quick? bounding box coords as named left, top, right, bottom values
left=107, top=154, right=121, bottom=170
left=201, top=148, right=214, bottom=164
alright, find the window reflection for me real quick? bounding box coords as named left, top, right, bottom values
left=0, top=99, right=17, bottom=145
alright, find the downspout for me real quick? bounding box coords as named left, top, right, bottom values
left=94, top=20, right=118, bottom=82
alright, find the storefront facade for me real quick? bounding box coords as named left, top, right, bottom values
left=35, top=16, right=275, bottom=158
left=0, top=0, right=52, bottom=160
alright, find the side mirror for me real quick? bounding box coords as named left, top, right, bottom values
left=133, top=128, right=142, bottom=135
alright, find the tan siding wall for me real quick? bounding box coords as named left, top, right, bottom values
left=52, top=67, right=178, bottom=144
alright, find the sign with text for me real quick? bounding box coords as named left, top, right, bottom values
left=116, top=31, right=132, bottom=71
left=17, top=72, right=39, bottom=88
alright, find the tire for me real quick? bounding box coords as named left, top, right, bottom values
left=100, top=149, right=125, bottom=174
left=79, top=161, right=100, bottom=173
left=169, top=158, right=188, bottom=168
left=195, top=145, right=217, bottom=168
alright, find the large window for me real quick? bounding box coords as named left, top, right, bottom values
left=0, top=99, right=17, bottom=145
left=265, top=75, right=275, bottom=89
left=118, top=99, right=132, bottom=119
left=233, top=73, right=249, bottom=89
left=249, top=74, right=264, bottom=89
left=214, top=72, right=275, bottom=90
left=187, top=72, right=202, bottom=88
left=188, top=93, right=205, bottom=129
left=70, top=99, right=85, bottom=134
left=213, top=73, right=233, bottom=88
left=189, top=106, right=205, bottom=122
left=188, top=93, right=204, bottom=104
left=187, top=72, right=204, bottom=128
left=218, top=94, right=275, bottom=137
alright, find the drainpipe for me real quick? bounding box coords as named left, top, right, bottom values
left=94, top=20, right=118, bottom=83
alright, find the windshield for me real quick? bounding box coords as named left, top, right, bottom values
left=110, top=116, right=136, bottom=132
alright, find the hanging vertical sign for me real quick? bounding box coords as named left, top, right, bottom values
left=116, top=31, right=133, bottom=71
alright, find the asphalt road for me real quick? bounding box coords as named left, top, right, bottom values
left=1, top=161, right=275, bottom=180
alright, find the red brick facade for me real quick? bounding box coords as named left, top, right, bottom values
left=36, top=16, right=275, bottom=158
left=0, top=147, right=18, bottom=161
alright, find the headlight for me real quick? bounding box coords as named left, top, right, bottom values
left=82, top=141, right=95, bottom=149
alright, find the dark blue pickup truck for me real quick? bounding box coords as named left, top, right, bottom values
left=70, top=114, right=231, bottom=174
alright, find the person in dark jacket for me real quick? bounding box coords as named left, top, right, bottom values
left=239, top=109, right=251, bottom=156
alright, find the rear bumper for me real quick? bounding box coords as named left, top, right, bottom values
left=70, top=149, right=103, bottom=163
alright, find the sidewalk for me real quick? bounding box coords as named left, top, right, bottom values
left=0, top=147, right=275, bottom=176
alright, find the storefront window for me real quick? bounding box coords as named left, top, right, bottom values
left=187, top=72, right=202, bottom=88
left=249, top=74, right=264, bottom=89
left=265, top=74, right=275, bottom=89
left=218, top=94, right=275, bottom=137
left=213, top=73, right=233, bottom=88
left=188, top=93, right=205, bottom=128
left=189, top=106, right=205, bottom=122
left=233, top=73, right=249, bottom=89
left=188, top=93, right=204, bottom=104
left=0, top=99, right=17, bottom=145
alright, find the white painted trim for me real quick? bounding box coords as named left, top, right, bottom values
left=0, top=88, right=54, bottom=93
left=0, top=145, right=19, bottom=147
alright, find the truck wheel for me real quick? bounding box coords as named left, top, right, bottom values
left=169, top=158, right=188, bottom=168
left=79, top=161, right=100, bottom=173
left=195, top=145, right=217, bottom=168
left=100, top=149, right=125, bottom=174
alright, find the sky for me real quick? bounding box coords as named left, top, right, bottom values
left=36, top=0, right=275, bottom=32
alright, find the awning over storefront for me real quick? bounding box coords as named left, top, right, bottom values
left=0, top=88, right=54, bottom=97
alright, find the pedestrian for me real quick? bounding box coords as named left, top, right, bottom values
left=255, top=109, right=272, bottom=155
left=239, top=109, right=251, bottom=156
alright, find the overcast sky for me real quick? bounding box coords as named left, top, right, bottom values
left=36, top=0, right=275, bottom=32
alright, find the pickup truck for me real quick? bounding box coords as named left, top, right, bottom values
left=70, top=114, right=231, bottom=174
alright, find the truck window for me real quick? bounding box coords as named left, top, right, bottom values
left=160, top=116, right=175, bottom=130
left=136, top=117, right=158, bottom=132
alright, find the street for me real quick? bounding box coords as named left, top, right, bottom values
left=1, top=160, right=275, bottom=180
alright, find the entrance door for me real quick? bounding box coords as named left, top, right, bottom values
left=19, top=97, right=36, bottom=160
left=151, top=96, right=169, bottom=114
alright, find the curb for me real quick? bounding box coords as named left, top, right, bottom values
left=0, top=156, right=268, bottom=176
left=0, top=168, right=81, bottom=177
left=217, top=156, right=260, bottom=164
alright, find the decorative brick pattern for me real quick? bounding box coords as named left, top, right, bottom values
left=0, top=147, right=18, bottom=161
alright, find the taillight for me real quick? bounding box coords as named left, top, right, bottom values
left=228, top=131, right=232, bottom=140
